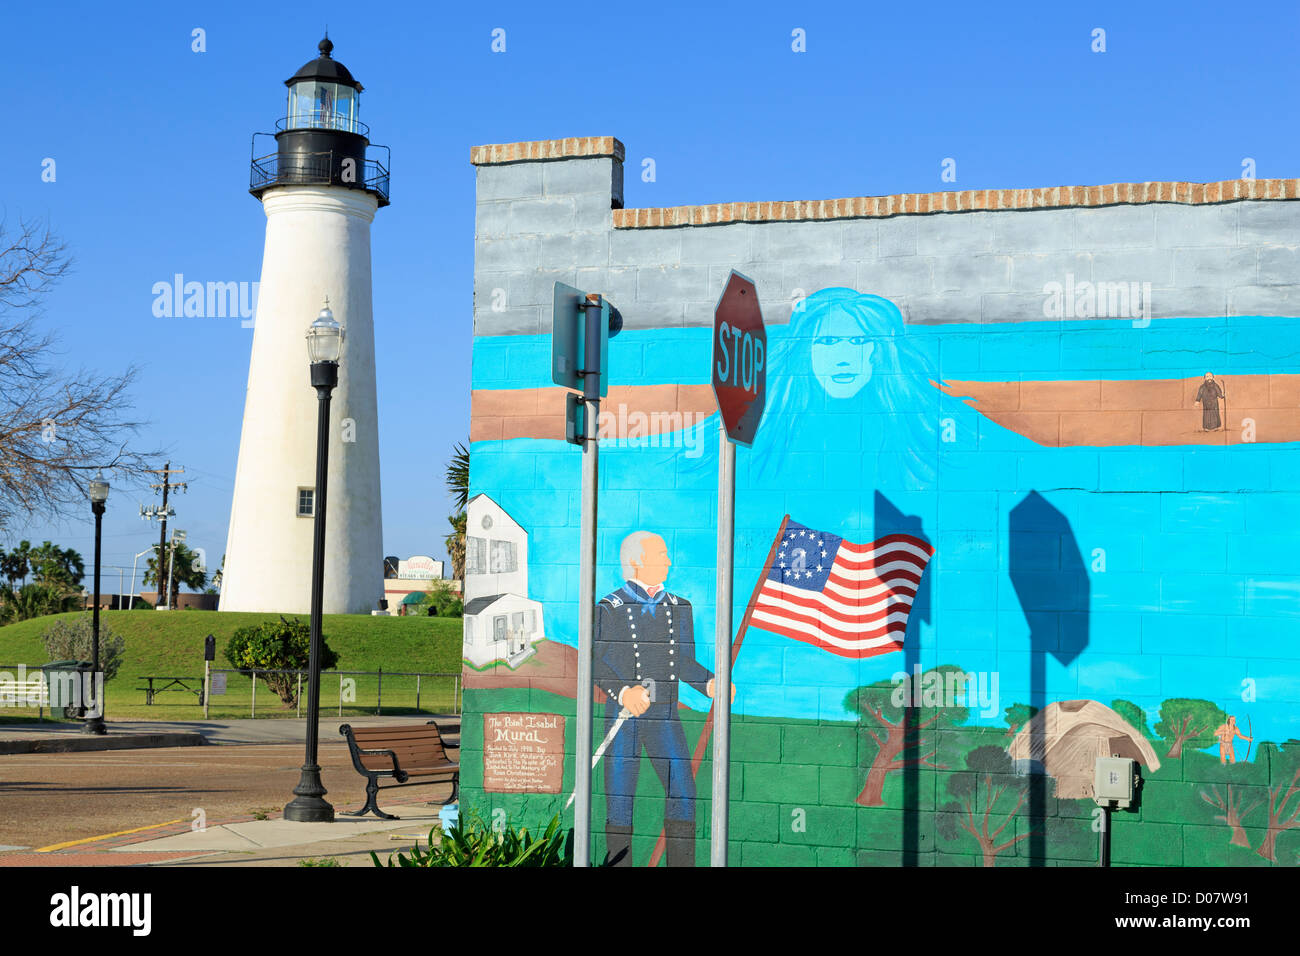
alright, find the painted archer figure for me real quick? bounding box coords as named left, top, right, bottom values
left=1213, top=714, right=1252, bottom=765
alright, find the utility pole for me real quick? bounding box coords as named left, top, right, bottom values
left=142, top=462, right=185, bottom=608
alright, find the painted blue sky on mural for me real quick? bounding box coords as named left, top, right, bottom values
left=472, top=295, right=1300, bottom=752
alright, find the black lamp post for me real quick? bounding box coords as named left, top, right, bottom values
left=284, top=298, right=343, bottom=823
left=86, top=470, right=109, bottom=735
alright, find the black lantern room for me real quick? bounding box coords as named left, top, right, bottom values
left=250, top=36, right=390, bottom=206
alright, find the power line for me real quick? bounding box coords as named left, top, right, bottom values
left=142, top=462, right=186, bottom=607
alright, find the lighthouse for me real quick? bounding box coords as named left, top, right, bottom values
left=221, top=37, right=389, bottom=615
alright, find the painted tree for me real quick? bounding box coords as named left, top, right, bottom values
left=1256, top=743, right=1300, bottom=863
left=1002, top=703, right=1038, bottom=738
left=1112, top=699, right=1156, bottom=741
left=845, top=664, right=968, bottom=807
left=1200, top=785, right=1262, bottom=849
left=1155, top=698, right=1225, bottom=759
left=936, top=745, right=1033, bottom=866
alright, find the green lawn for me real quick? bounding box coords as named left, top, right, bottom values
left=0, top=609, right=464, bottom=721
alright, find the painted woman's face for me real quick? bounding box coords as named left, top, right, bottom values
left=810, top=310, right=875, bottom=399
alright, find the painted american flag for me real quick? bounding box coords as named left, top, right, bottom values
left=750, top=519, right=934, bottom=658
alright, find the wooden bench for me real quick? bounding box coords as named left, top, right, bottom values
left=1, top=678, right=48, bottom=707
left=339, top=721, right=459, bottom=819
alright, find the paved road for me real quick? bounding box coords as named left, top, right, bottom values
left=0, top=733, right=457, bottom=851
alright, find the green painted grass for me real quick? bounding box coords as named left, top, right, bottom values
left=0, top=610, right=464, bottom=720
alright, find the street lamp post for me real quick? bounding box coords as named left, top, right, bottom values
left=86, top=470, right=109, bottom=735
left=284, top=298, right=343, bottom=823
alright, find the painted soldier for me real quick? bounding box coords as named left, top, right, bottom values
left=1195, top=372, right=1225, bottom=431
left=594, top=531, right=733, bottom=867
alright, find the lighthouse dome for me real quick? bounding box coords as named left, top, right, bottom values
left=285, top=36, right=363, bottom=91
left=283, top=36, right=364, bottom=134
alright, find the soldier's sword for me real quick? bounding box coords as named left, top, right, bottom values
left=565, top=706, right=632, bottom=810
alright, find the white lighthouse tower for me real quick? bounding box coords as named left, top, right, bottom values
left=221, top=37, right=389, bottom=615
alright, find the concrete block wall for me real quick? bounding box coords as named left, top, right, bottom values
left=461, top=136, right=1300, bottom=867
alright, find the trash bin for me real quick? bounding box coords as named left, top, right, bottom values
left=40, top=660, right=92, bottom=720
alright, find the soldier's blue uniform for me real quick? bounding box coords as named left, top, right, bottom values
left=594, top=580, right=712, bottom=866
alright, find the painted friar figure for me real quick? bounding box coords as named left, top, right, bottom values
left=593, top=531, right=732, bottom=867
left=1195, top=372, right=1226, bottom=431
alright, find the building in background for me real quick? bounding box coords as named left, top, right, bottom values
left=382, top=554, right=451, bottom=613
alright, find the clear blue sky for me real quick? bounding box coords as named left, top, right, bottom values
left=4, top=0, right=1298, bottom=591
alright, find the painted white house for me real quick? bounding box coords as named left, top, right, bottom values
left=462, top=494, right=544, bottom=667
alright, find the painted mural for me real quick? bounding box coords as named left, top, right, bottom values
left=461, top=285, right=1300, bottom=867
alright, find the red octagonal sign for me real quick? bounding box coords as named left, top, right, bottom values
left=712, top=270, right=766, bottom=446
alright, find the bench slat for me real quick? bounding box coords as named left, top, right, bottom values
left=360, top=748, right=449, bottom=766
left=349, top=729, right=447, bottom=743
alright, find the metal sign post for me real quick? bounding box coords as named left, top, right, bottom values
left=554, top=283, right=620, bottom=867
left=710, top=270, right=766, bottom=867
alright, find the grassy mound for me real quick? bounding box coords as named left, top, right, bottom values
left=0, top=610, right=464, bottom=721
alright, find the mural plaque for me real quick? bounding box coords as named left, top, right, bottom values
left=482, top=712, right=566, bottom=793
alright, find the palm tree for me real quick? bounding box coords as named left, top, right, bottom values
left=444, top=441, right=469, bottom=586
left=445, top=512, right=467, bottom=582
left=0, top=540, right=33, bottom=585
left=446, top=441, right=469, bottom=511
left=0, top=580, right=78, bottom=624
left=28, top=541, right=84, bottom=588
left=143, top=542, right=208, bottom=606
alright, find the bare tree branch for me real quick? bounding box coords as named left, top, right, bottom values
left=0, top=219, right=160, bottom=527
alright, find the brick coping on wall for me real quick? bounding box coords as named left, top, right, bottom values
left=471, top=136, right=1300, bottom=228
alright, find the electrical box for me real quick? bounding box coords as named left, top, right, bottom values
left=1094, top=756, right=1139, bottom=809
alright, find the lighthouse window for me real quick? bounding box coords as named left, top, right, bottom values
left=296, top=488, right=315, bottom=517
left=285, top=81, right=358, bottom=133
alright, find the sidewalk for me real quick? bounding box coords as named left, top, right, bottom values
left=1, top=803, right=454, bottom=868
left=0, top=714, right=460, bottom=748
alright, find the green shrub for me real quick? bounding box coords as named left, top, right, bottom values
left=371, top=813, right=569, bottom=867
left=1, top=582, right=80, bottom=625
left=41, top=615, right=125, bottom=681
left=223, top=615, right=338, bottom=708
left=422, top=580, right=463, bottom=618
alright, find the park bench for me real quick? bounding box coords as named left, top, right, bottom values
left=1, top=677, right=49, bottom=708
left=138, top=676, right=204, bottom=706
left=339, top=720, right=459, bottom=819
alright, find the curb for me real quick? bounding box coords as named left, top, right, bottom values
left=0, top=733, right=207, bottom=755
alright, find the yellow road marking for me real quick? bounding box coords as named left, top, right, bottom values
left=35, top=818, right=186, bottom=853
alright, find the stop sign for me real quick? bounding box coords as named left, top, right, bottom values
left=712, top=270, right=766, bottom=445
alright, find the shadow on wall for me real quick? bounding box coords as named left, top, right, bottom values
left=1009, top=490, right=1090, bottom=865
left=874, top=491, right=931, bottom=866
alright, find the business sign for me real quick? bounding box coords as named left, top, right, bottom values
left=397, top=556, right=441, bottom=580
